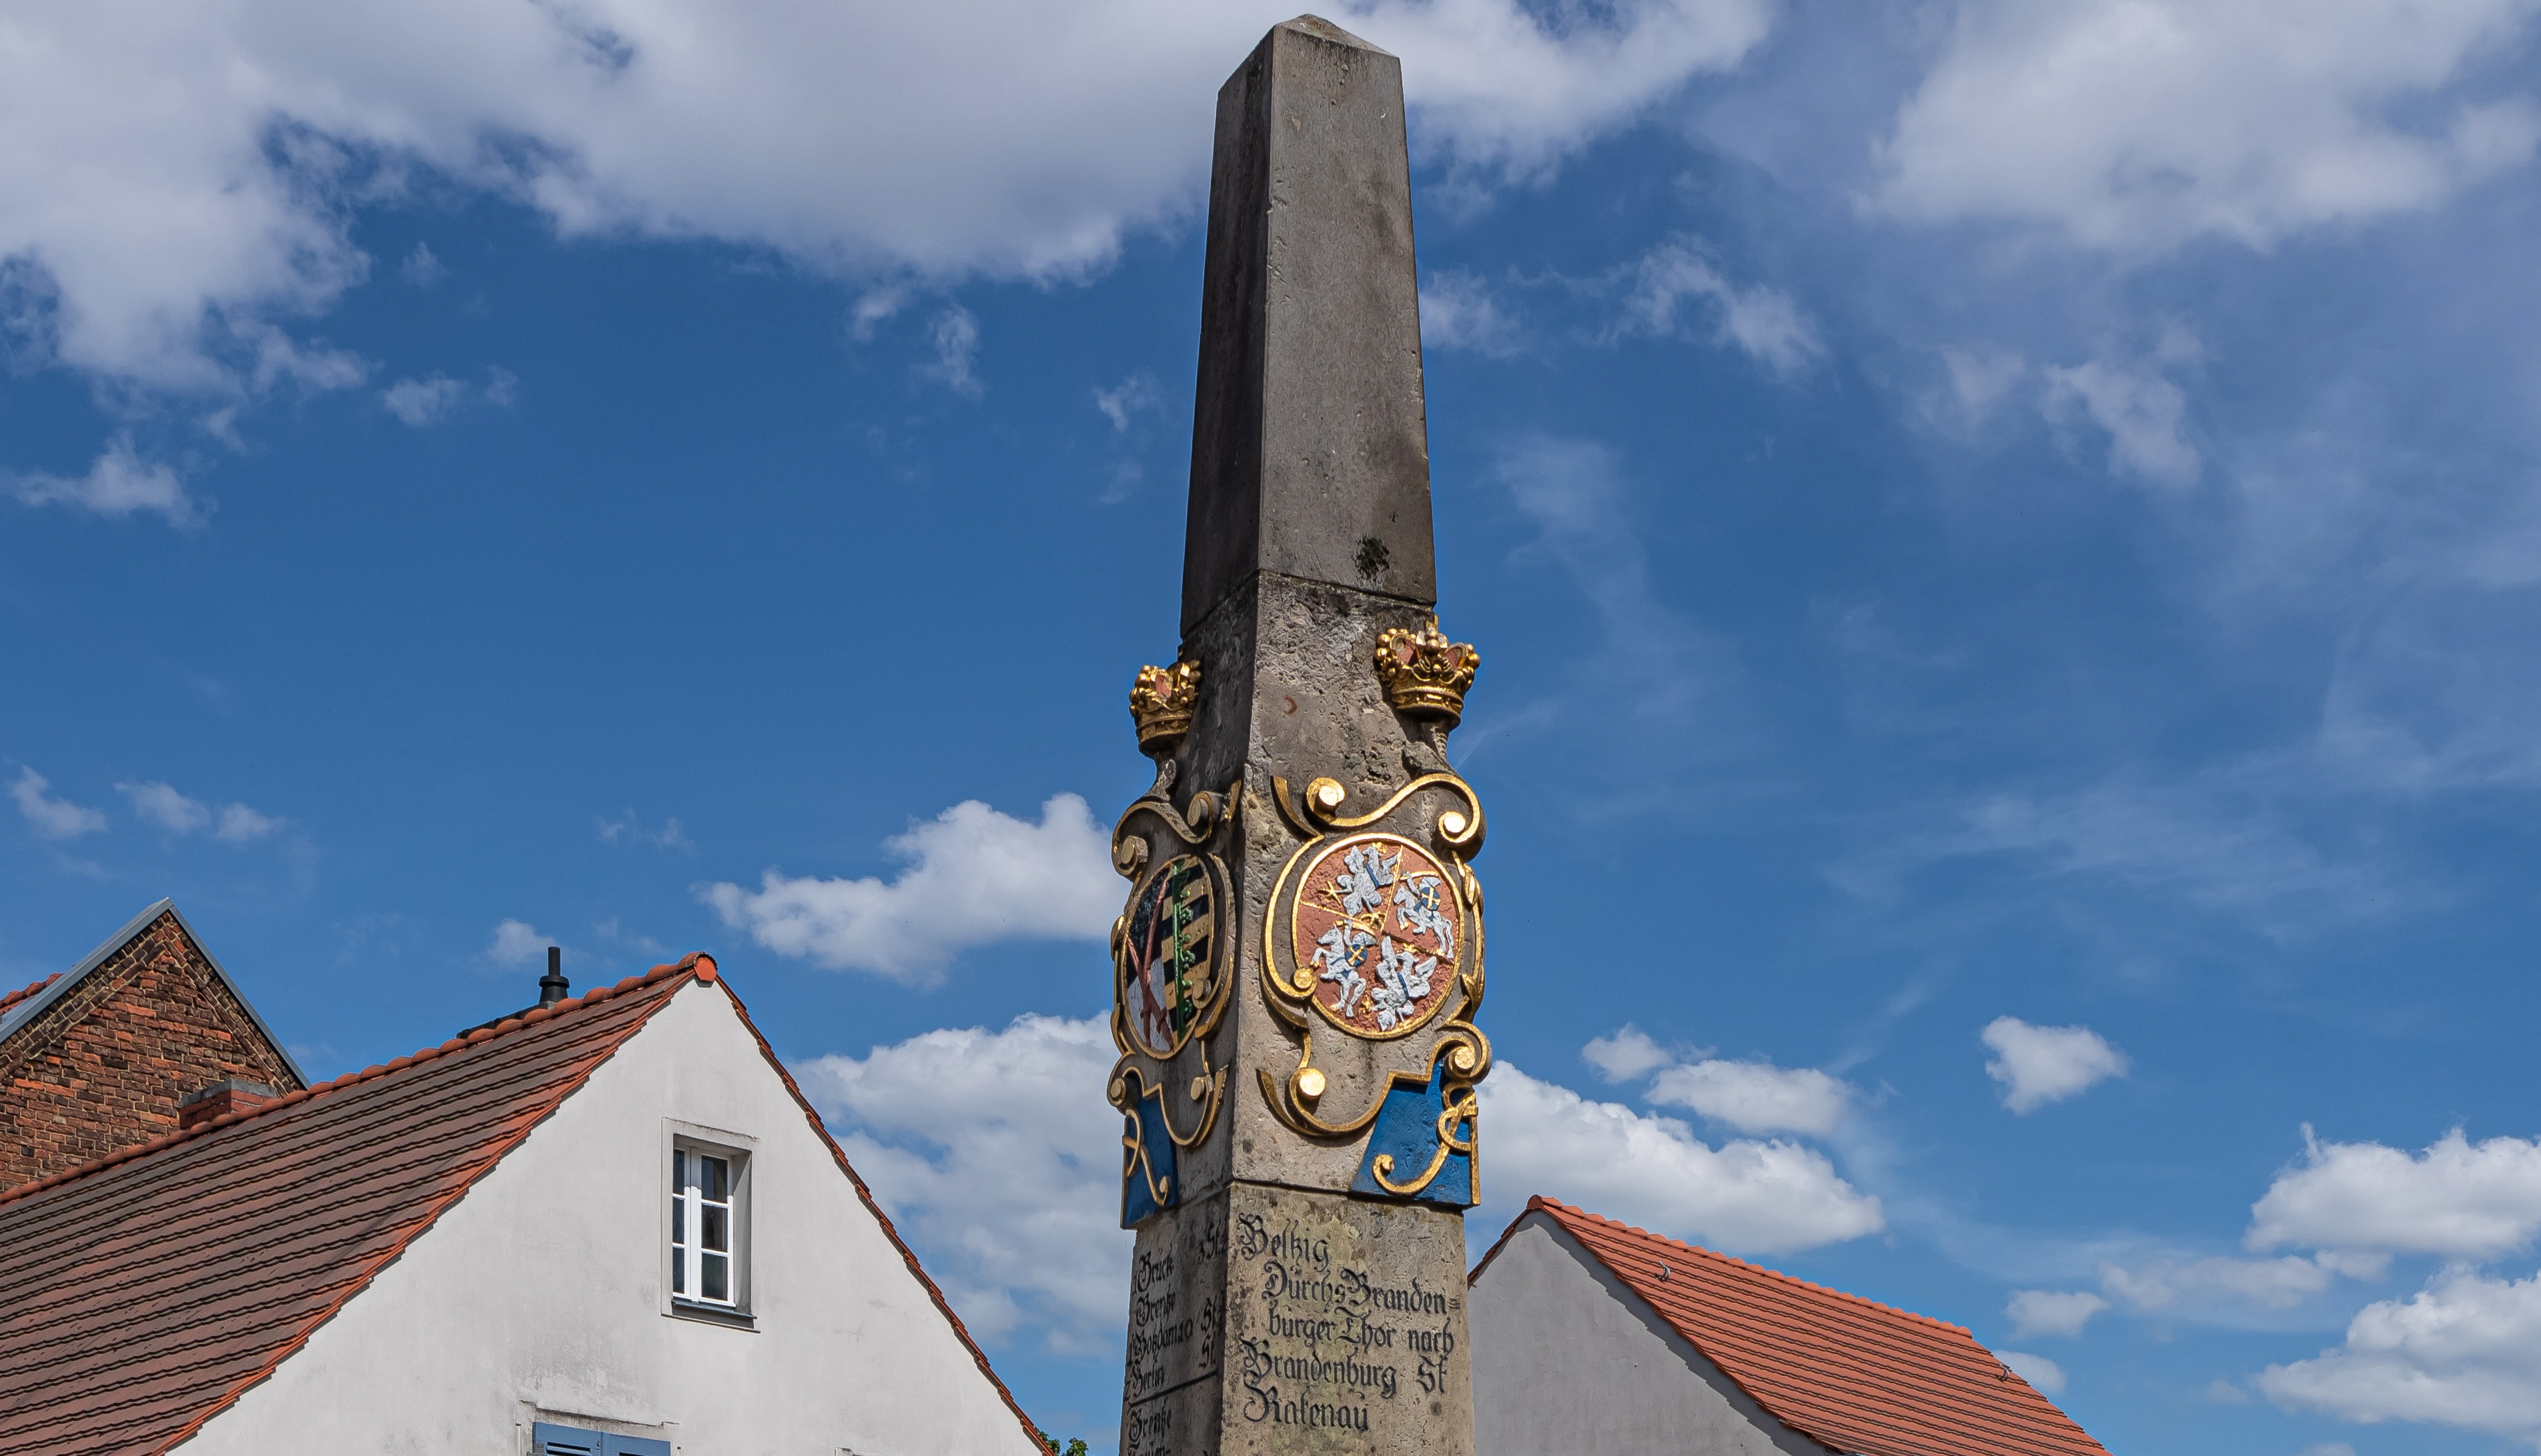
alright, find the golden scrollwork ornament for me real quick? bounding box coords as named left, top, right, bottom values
left=1109, top=659, right=1237, bottom=1227
left=1257, top=762, right=1492, bottom=1207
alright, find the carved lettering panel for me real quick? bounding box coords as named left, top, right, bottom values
left=1221, top=1184, right=1468, bottom=1456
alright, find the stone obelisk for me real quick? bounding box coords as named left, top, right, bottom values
left=1108, top=17, right=1488, bottom=1456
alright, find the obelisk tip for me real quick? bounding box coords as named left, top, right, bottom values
left=1276, top=15, right=1394, bottom=56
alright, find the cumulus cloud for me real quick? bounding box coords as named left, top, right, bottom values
left=1420, top=270, right=1520, bottom=357
left=6, top=439, right=200, bottom=526
left=486, top=918, right=554, bottom=966
left=2249, top=1127, right=2541, bottom=1261
left=699, top=794, right=1116, bottom=983
left=2007, top=1288, right=2109, bottom=1339
left=1092, top=372, right=1161, bottom=432
left=2042, top=355, right=2201, bottom=486
left=1480, top=1066, right=1882, bottom=1255
left=381, top=374, right=468, bottom=426
left=596, top=808, right=693, bottom=852
left=925, top=305, right=983, bottom=396
left=1614, top=237, right=1819, bottom=376
left=797, top=1013, right=1128, bottom=1347
left=115, top=780, right=280, bottom=841
left=1646, top=1058, right=1851, bottom=1137
left=1578, top=1024, right=1852, bottom=1135
left=1875, top=0, right=2541, bottom=253
left=1997, top=1350, right=2067, bottom=1395
left=1582, top=1025, right=1675, bottom=1083
left=0, top=0, right=1776, bottom=410
left=9, top=768, right=106, bottom=840
left=1981, top=1016, right=2129, bottom=1113
left=2100, top=1253, right=2348, bottom=1313
left=2260, top=1268, right=2541, bottom=1441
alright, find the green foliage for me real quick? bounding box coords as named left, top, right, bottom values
left=1038, top=1433, right=1089, bottom=1456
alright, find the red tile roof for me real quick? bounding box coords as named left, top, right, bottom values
left=1476, top=1197, right=2109, bottom=1456
left=0, top=972, right=57, bottom=1018
left=0, top=955, right=1041, bottom=1456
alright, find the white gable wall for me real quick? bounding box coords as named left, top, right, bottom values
left=1467, top=1215, right=1833, bottom=1456
left=181, top=980, right=1035, bottom=1456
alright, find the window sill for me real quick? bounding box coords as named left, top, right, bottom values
left=668, top=1299, right=757, bottom=1331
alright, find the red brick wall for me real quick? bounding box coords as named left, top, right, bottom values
left=0, top=911, right=303, bottom=1188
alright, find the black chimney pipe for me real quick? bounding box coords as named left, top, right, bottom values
left=539, top=944, right=569, bottom=1008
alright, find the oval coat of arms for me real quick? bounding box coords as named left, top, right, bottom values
left=1289, top=833, right=1462, bottom=1039
left=1120, top=854, right=1220, bottom=1058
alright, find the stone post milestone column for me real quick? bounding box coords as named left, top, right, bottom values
left=1108, top=17, right=1490, bottom=1456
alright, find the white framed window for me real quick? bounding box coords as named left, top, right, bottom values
left=665, top=1130, right=752, bottom=1319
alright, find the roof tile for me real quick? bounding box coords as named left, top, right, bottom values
left=0, top=958, right=700, bottom=1455
left=1483, top=1197, right=2109, bottom=1456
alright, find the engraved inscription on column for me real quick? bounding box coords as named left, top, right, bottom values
left=1220, top=1184, right=1470, bottom=1455
left=1125, top=1191, right=1229, bottom=1456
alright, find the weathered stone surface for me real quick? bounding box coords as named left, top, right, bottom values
left=1120, top=17, right=1480, bottom=1455
left=1183, top=17, right=1436, bottom=636
left=1127, top=1185, right=1472, bottom=1456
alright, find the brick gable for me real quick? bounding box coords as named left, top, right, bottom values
left=0, top=906, right=303, bottom=1188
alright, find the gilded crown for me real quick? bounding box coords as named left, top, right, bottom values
left=1129, top=659, right=1203, bottom=754
left=1375, top=620, right=1479, bottom=726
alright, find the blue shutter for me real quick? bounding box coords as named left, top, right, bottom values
left=532, top=1422, right=672, bottom=1456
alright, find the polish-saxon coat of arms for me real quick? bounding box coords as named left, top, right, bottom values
left=1257, top=618, right=1492, bottom=1206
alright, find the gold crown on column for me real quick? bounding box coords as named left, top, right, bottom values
left=1129, top=660, right=1203, bottom=754
left=1375, top=620, right=1479, bottom=726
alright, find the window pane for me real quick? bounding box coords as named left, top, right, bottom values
left=702, top=1251, right=730, bottom=1302
left=672, top=1253, right=685, bottom=1295
left=674, top=1151, right=690, bottom=1191
left=670, top=1197, right=684, bottom=1244
left=702, top=1155, right=728, bottom=1201
left=702, top=1204, right=728, bottom=1253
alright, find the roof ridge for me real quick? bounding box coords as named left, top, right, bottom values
left=0, top=953, right=717, bottom=1214
left=709, top=974, right=1046, bottom=1454
left=1527, top=1195, right=1972, bottom=1336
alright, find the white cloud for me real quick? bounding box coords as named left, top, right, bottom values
left=115, top=779, right=281, bottom=841
left=699, top=793, right=1117, bottom=983
left=2293, top=1446, right=2357, bottom=1456
left=2260, top=1267, right=2541, bottom=1441
left=1480, top=1066, right=1883, bottom=1255
left=117, top=780, right=211, bottom=835
left=1092, top=373, right=1161, bottom=432
left=7, top=438, right=200, bottom=526
left=381, top=373, right=469, bottom=426
left=1875, top=0, right=2541, bottom=253
left=486, top=918, right=554, bottom=966
left=596, top=808, right=693, bottom=852
left=925, top=305, right=983, bottom=396
left=399, top=241, right=444, bottom=286
left=1419, top=269, right=1519, bottom=357
left=1981, top=1016, right=2128, bottom=1114
left=215, top=803, right=280, bottom=842
left=1614, top=238, right=1819, bottom=376
left=2007, top=1288, right=2109, bottom=1339
left=2043, top=355, right=2201, bottom=486
left=1646, top=1058, right=1851, bottom=1137
left=0, top=0, right=1776, bottom=408
left=2101, top=1253, right=2344, bottom=1312
left=1582, top=1025, right=1674, bottom=1083
left=797, top=1013, right=1127, bottom=1347
left=1996, top=1349, right=2067, bottom=1395
left=9, top=768, right=106, bottom=839
left=2249, top=1127, right=2541, bottom=1261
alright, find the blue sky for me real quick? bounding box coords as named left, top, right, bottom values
left=7, top=1, right=2541, bottom=1451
